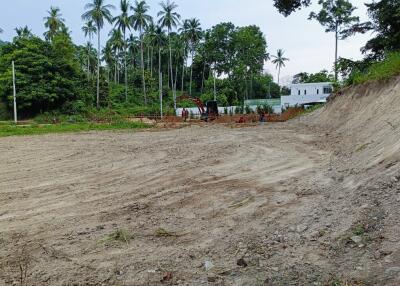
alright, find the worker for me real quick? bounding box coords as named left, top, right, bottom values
left=259, top=110, right=266, bottom=124
left=182, top=108, right=189, bottom=122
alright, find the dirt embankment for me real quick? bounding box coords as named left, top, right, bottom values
left=0, top=78, right=399, bottom=285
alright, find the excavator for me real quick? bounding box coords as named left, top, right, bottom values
left=177, top=95, right=219, bottom=121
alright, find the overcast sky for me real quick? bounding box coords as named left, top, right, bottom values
left=0, top=0, right=373, bottom=84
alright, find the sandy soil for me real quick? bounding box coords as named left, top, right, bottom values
left=1, top=79, right=400, bottom=286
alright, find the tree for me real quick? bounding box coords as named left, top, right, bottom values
left=186, top=18, right=202, bottom=95
left=44, top=7, right=65, bottom=41
left=0, top=33, right=87, bottom=116
left=353, top=0, right=400, bottom=59
left=273, top=0, right=311, bottom=16
left=113, top=0, right=131, bottom=102
left=82, top=0, right=115, bottom=109
left=158, top=0, right=180, bottom=109
left=292, top=70, right=334, bottom=83
left=108, top=29, right=124, bottom=83
left=271, top=49, right=289, bottom=86
left=15, top=26, right=33, bottom=39
left=153, top=26, right=166, bottom=109
left=309, top=0, right=359, bottom=81
left=131, top=0, right=152, bottom=105
left=82, top=21, right=97, bottom=80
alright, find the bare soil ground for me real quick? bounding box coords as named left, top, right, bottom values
left=1, top=78, right=400, bottom=286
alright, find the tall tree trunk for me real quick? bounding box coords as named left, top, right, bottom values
left=140, top=27, right=147, bottom=105
left=96, top=25, right=101, bottom=109
left=334, top=24, right=338, bottom=82
left=190, top=50, right=195, bottom=96
left=181, top=55, right=185, bottom=95
left=159, top=47, right=163, bottom=119
left=87, top=42, right=90, bottom=81
left=201, top=61, right=206, bottom=95
left=124, top=31, right=128, bottom=102
left=168, top=31, right=176, bottom=110
left=277, top=65, right=281, bottom=86
left=151, top=46, right=154, bottom=79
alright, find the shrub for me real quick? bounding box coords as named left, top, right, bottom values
left=352, top=52, right=400, bottom=85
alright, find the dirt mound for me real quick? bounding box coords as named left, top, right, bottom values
left=308, top=76, right=400, bottom=172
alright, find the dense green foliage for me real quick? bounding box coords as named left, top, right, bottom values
left=292, top=70, right=334, bottom=84
left=0, top=32, right=91, bottom=118
left=350, top=53, right=400, bottom=85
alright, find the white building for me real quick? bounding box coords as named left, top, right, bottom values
left=281, top=82, right=333, bottom=109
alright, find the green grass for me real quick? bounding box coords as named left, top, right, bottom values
left=0, top=121, right=150, bottom=137
left=353, top=52, right=400, bottom=85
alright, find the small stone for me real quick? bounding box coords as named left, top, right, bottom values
left=207, top=274, right=217, bottom=283
left=351, top=236, right=362, bottom=244
left=237, top=258, right=248, bottom=268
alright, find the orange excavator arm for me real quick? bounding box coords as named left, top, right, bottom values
left=176, top=95, right=206, bottom=114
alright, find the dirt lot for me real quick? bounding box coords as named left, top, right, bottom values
left=1, top=79, right=400, bottom=286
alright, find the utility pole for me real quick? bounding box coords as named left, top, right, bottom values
left=12, top=61, right=17, bottom=124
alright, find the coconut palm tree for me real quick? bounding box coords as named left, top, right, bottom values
left=82, top=21, right=97, bottom=80
left=158, top=0, right=180, bottom=109
left=44, top=6, right=65, bottom=41
left=178, top=19, right=190, bottom=95
left=113, top=0, right=131, bottom=102
left=15, top=26, right=32, bottom=38
left=127, top=34, right=140, bottom=68
left=131, top=0, right=152, bottom=105
left=82, top=0, right=115, bottom=109
left=152, top=26, right=166, bottom=117
left=186, top=18, right=202, bottom=95
left=145, top=21, right=157, bottom=78
left=271, top=49, right=289, bottom=86
left=109, top=29, right=124, bottom=83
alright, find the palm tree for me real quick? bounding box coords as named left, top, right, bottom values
left=158, top=0, right=180, bottom=109
left=109, top=29, right=124, bottom=83
left=82, top=0, right=115, bottom=109
left=114, top=0, right=131, bottom=102
left=131, top=0, right=152, bottom=105
left=186, top=18, right=202, bottom=95
left=145, top=22, right=157, bottom=79
left=44, top=6, right=65, bottom=41
left=15, top=26, right=32, bottom=38
left=271, top=49, right=289, bottom=86
left=82, top=21, right=97, bottom=80
left=127, top=34, right=140, bottom=68
left=179, top=20, right=190, bottom=95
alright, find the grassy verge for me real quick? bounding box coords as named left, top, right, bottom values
left=0, top=121, right=150, bottom=137
left=353, top=52, right=400, bottom=85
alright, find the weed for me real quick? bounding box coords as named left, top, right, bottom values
left=353, top=224, right=366, bottom=236
left=107, top=229, right=131, bottom=243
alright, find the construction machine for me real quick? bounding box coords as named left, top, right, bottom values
left=177, top=95, right=219, bottom=121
